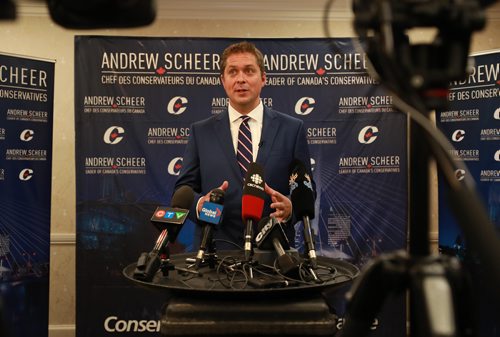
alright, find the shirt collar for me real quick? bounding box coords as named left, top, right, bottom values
left=228, top=100, right=264, bottom=124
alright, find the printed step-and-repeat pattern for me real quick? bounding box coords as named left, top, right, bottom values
left=75, top=37, right=408, bottom=336
left=0, top=52, right=54, bottom=337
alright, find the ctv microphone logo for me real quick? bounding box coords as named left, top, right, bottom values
left=295, top=97, right=315, bottom=115
left=494, top=107, right=500, bottom=120
left=20, top=129, right=34, bottom=142
left=451, top=129, right=466, bottom=142
left=163, top=211, right=187, bottom=220
left=19, top=168, right=33, bottom=181
left=167, top=96, right=188, bottom=115
left=495, top=149, right=500, bottom=162
left=103, top=126, right=125, bottom=144
left=358, top=125, right=379, bottom=144
left=167, top=157, right=183, bottom=175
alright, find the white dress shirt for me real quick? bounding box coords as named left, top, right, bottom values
left=228, top=100, right=264, bottom=161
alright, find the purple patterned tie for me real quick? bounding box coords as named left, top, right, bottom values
left=237, top=115, right=253, bottom=177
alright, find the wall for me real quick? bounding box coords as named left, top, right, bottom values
left=0, top=1, right=499, bottom=336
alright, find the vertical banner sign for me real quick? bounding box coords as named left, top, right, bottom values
left=75, top=37, right=407, bottom=336
left=436, top=50, right=500, bottom=337
left=0, top=53, right=54, bottom=337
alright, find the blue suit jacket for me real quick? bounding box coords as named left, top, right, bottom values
left=174, top=106, right=312, bottom=250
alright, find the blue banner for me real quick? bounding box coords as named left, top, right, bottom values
left=75, top=37, right=407, bottom=336
left=0, top=53, right=54, bottom=337
left=436, top=50, right=500, bottom=337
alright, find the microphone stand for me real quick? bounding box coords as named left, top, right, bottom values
left=205, top=231, right=217, bottom=269
left=338, top=1, right=500, bottom=336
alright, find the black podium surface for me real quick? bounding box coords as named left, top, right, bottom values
left=123, top=251, right=359, bottom=336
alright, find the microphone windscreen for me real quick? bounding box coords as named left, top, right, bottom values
left=255, top=217, right=290, bottom=251
left=171, top=185, right=195, bottom=209
left=257, top=216, right=271, bottom=232
left=242, top=194, right=265, bottom=222
left=289, top=159, right=315, bottom=219
left=209, top=188, right=225, bottom=204
left=242, top=162, right=266, bottom=199
left=242, top=162, right=266, bottom=222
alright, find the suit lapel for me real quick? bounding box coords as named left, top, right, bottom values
left=213, top=111, right=241, bottom=179
left=256, top=107, right=279, bottom=167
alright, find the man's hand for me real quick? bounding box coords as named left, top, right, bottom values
left=197, top=180, right=229, bottom=215
left=265, top=183, right=292, bottom=223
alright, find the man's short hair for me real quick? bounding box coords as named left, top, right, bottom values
left=220, top=41, right=265, bottom=75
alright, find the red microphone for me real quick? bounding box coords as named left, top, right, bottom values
left=241, top=162, right=266, bottom=260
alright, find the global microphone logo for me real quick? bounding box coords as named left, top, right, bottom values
left=20, top=129, right=35, bottom=142
left=167, top=96, right=188, bottom=115
left=495, top=149, right=500, bottom=162
left=167, top=157, right=183, bottom=176
left=103, top=126, right=125, bottom=145
left=19, top=168, right=34, bottom=181
left=294, top=97, right=316, bottom=115
left=358, top=125, right=379, bottom=144
left=451, top=129, right=466, bottom=142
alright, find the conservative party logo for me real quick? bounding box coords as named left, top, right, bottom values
left=494, top=107, right=500, bottom=120
left=358, top=125, right=379, bottom=144
left=20, top=129, right=34, bottom=142
left=167, top=96, right=188, bottom=115
left=167, top=157, right=183, bottom=176
left=19, top=168, right=34, bottom=181
left=295, top=97, right=316, bottom=115
left=451, top=129, right=466, bottom=142
left=103, top=126, right=125, bottom=144
left=455, top=169, right=466, bottom=181
left=480, top=150, right=500, bottom=182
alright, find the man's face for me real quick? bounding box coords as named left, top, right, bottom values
left=221, top=52, right=266, bottom=114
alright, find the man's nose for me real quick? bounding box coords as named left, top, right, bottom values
left=236, top=71, right=246, bottom=82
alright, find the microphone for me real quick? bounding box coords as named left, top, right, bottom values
left=133, top=185, right=194, bottom=281
left=289, top=159, right=318, bottom=269
left=241, top=162, right=266, bottom=261
left=194, top=188, right=225, bottom=269
left=255, top=216, right=299, bottom=277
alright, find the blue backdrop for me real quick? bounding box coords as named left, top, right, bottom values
left=0, top=52, right=54, bottom=337
left=75, top=37, right=408, bottom=336
left=436, top=50, right=500, bottom=337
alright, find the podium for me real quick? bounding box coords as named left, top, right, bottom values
left=123, top=251, right=359, bottom=336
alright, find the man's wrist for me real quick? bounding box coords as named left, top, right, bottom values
left=195, top=197, right=204, bottom=219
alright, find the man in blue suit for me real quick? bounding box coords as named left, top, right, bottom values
left=174, top=41, right=313, bottom=250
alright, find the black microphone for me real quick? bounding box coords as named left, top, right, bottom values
left=194, top=188, right=225, bottom=269
left=133, top=185, right=194, bottom=281
left=289, top=159, right=318, bottom=269
left=255, top=216, right=299, bottom=277
left=241, top=162, right=266, bottom=261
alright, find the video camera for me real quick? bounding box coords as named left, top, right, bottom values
left=352, top=0, right=487, bottom=109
